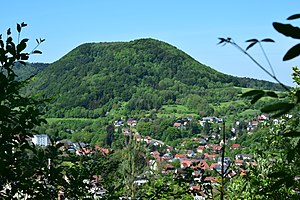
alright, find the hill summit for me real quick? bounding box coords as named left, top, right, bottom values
left=26, top=38, right=282, bottom=117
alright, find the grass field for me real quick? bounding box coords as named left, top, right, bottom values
left=46, top=118, right=97, bottom=123
left=157, top=105, right=198, bottom=118
left=239, top=109, right=260, bottom=116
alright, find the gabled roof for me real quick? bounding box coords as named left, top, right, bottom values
left=180, top=159, right=192, bottom=168
left=175, top=153, right=187, bottom=159
left=230, top=143, right=241, bottom=149
left=173, top=122, right=182, bottom=127
left=209, top=163, right=219, bottom=169
left=193, top=160, right=210, bottom=170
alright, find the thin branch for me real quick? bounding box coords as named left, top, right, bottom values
left=258, top=42, right=276, bottom=77
left=224, top=39, right=290, bottom=92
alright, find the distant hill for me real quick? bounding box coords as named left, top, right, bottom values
left=24, top=38, right=283, bottom=118
left=15, top=62, right=48, bottom=81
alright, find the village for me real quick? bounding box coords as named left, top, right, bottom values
left=29, top=113, right=277, bottom=199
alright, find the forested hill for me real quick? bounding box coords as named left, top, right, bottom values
left=25, top=38, right=283, bottom=117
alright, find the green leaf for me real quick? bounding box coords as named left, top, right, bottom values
left=268, top=171, right=287, bottom=178
left=261, top=102, right=294, bottom=113
left=283, top=43, right=300, bottom=61
left=17, top=42, right=27, bottom=53
left=17, top=23, right=21, bottom=33
left=241, top=89, right=264, bottom=97
left=265, top=91, right=278, bottom=98
left=261, top=38, right=275, bottom=43
left=251, top=93, right=264, bottom=104
left=32, top=50, right=42, bottom=54
left=261, top=102, right=295, bottom=118
left=20, top=53, right=29, bottom=60
left=6, top=36, right=12, bottom=44
left=273, top=22, right=300, bottom=39
left=21, top=22, right=27, bottom=27
left=287, top=149, right=295, bottom=162
left=270, top=178, right=286, bottom=191
left=246, top=39, right=259, bottom=43
left=283, top=131, right=300, bottom=137
left=287, top=14, right=300, bottom=20
left=7, top=28, right=11, bottom=35
left=246, top=42, right=257, bottom=51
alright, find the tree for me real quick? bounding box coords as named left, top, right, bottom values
left=0, top=22, right=56, bottom=199
left=0, top=23, right=98, bottom=200
left=104, top=124, right=115, bottom=147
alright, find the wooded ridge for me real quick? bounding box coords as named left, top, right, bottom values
left=21, top=38, right=283, bottom=118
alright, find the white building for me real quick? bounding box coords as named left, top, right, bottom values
left=32, top=134, right=51, bottom=146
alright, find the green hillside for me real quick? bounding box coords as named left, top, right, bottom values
left=24, top=38, right=283, bottom=118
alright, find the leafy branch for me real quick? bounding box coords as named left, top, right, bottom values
left=218, top=37, right=290, bottom=92
left=218, top=13, right=300, bottom=118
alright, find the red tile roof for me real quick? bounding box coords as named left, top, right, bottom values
left=175, top=154, right=187, bottom=159
left=230, top=144, right=241, bottom=149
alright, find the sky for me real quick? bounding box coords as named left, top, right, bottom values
left=1, top=1, right=299, bottom=86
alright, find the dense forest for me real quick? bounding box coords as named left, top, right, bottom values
left=23, top=38, right=283, bottom=118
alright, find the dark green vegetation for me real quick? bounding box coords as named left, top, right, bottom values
left=14, top=62, right=48, bottom=81
left=217, top=14, right=300, bottom=199
left=24, top=38, right=283, bottom=118
left=2, top=11, right=300, bottom=199
left=21, top=39, right=287, bottom=147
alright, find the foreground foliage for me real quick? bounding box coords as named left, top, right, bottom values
left=219, top=13, right=300, bottom=199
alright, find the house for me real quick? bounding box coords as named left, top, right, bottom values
left=204, top=153, right=218, bottom=161
left=193, top=160, right=210, bottom=171
left=203, top=176, right=218, bottom=184
left=209, top=163, right=219, bottom=170
left=206, top=144, right=222, bottom=153
left=76, top=148, right=92, bottom=156
left=180, top=159, right=192, bottom=168
left=173, top=122, right=183, bottom=128
left=162, top=153, right=173, bottom=161
left=32, top=134, right=51, bottom=147
left=187, top=150, right=195, bottom=157
left=143, top=136, right=152, bottom=144
left=214, top=164, right=228, bottom=173
left=114, top=119, right=125, bottom=127
left=230, top=143, right=241, bottom=149
left=174, top=153, right=187, bottom=159
left=196, top=146, right=206, bottom=154
left=150, top=151, right=161, bottom=161
left=165, top=146, right=174, bottom=153
left=123, top=128, right=131, bottom=135
left=163, top=164, right=175, bottom=171
left=257, top=114, right=270, bottom=121
left=127, top=118, right=137, bottom=127
left=134, top=179, right=148, bottom=186
left=235, top=154, right=252, bottom=160
left=247, top=120, right=259, bottom=131
left=199, top=139, right=207, bottom=145
left=235, top=159, right=244, bottom=166
left=217, top=157, right=231, bottom=165
left=247, top=161, right=257, bottom=166
left=95, top=146, right=110, bottom=156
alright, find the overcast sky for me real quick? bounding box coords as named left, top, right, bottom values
left=1, top=1, right=299, bottom=86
